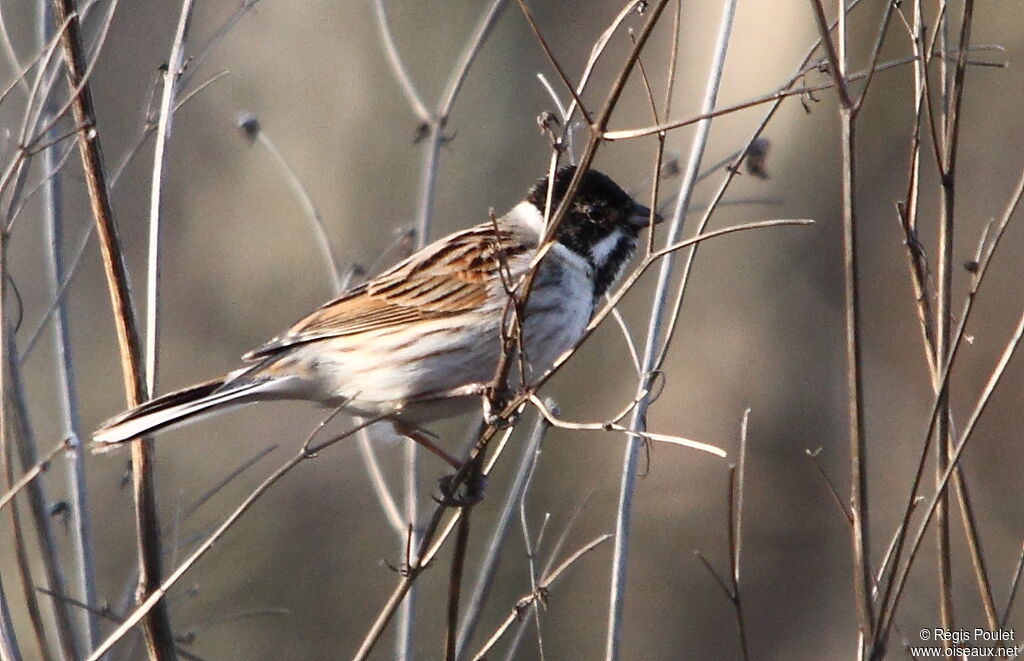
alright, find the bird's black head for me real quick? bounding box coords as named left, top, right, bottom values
left=527, top=165, right=659, bottom=297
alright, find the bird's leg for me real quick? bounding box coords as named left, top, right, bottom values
left=389, top=421, right=487, bottom=507
left=393, top=422, right=484, bottom=505
left=389, top=390, right=495, bottom=506
left=392, top=420, right=461, bottom=469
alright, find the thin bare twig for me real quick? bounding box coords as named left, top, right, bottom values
left=355, top=424, right=405, bottom=534
left=0, top=437, right=71, bottom=511
left=0, top=43, right=49, bottom=109
left=498, top=492, right=593, bottom=661
left=445, top=512, right=473, bottom=661
left=369, top=3, right=509, bottom=656
left=650, top=1, right=879, bottom=370
left=470, top=534, right=612, bottom=661
left=0, top=575, right=20, bottom=661
left=438, top=0, right=507, bottom=120
left=697, top=410, right=751, bottom=660
left=514, top=429, right=546, bottom=661
left=536, top=219, right=815, bottom=394
left=2, top=437, right=45, bottom=661
left=808, top=0, right=852, bottom=107
left=526, top=394, right=725, bottom=457
left=600, top=46, right=995, bottom=142
left=894, top=34, right=1001, bottom=633
left=852, top=1, right=898, bottom=113
left=111, top=445, right=280, bottom=635
left=179, top=445, right=277, bottom=520
left=178, top=0, right=264, bottom=92
left=1, top=389, right=46, bottom=661
left=806, top=448, right=852, bottom=523
left=0, top=3, right=27, bottom=96
left=4, top=138, right=75, bottom=231
left=353, top=406, right=525, bottom=661
left=0, top=14, right=79, bottom=207
left=25, top=0, right=118, bottom=154
left=555, top=0, right=644, bottom=154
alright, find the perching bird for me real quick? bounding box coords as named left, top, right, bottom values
left=93, top=166, right=660, bottom=462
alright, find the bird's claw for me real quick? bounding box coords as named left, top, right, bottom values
left=482, top=386, right=517, bottom=427
left=435, top=472, right=488, bottom=507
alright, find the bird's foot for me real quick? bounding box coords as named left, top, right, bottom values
left=481, top=385, right=517, bottom=428
left=435, top=472, right=488, bottom=508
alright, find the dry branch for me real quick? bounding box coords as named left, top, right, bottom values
left=48, top=0, right=178, bottom=657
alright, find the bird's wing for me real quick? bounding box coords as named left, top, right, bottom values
left=244, top=223, right=533, bottom=360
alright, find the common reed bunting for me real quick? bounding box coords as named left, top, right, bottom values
left=93, top=166, right=661, bottom=462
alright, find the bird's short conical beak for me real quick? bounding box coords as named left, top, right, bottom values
left=629, top=201, right=664, bottom=227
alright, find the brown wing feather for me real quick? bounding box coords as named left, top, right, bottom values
left=244, top=224, right=530, bottom=360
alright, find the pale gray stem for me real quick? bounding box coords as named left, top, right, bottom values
left=37, top=0, right=98, bottom=653
left=146, top=0, right=194, bottom=397
left=455, top=408, right=552, bottom=659
left=509, top=427, right=546, bottom=661
left=20, top=41, right=229, bottom=367
left=356, top=427, right=405, bottom=534
left=413, top=126, right=443, bottom=247
left=605, top=2, right=737, bottom=659
left=396, top=436, right=418, bottom=661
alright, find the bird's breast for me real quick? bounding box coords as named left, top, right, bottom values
left=518, top=244, right=595, bottom=373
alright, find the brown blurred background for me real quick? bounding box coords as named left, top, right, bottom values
left=2, top=1, right=1024, bottom=659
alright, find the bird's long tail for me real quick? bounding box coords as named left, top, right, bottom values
left=92, top=372, right=280, bottom=450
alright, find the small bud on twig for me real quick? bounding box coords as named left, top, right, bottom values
left=236, top=113, right=261, bottom=142
left=745, top=138, right=770, bottom=179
